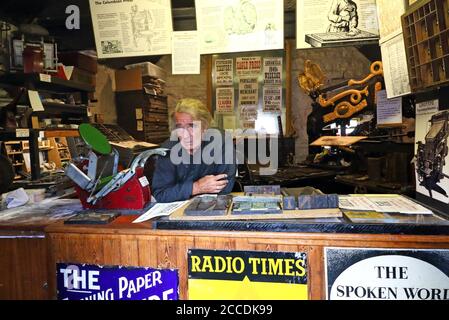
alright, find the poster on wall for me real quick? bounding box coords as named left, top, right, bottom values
left=240, top=104, right=258, bottom=129
left=171, top=31, right=200, bottom=75
left=236, top=57, right=262, bottom=78
left=263, top=86, right=282, bottom=113
left=325, top=248, right=449, bottom=300
left=56, top=263, right=179, bottom=300
left=296, top=0, right=380, bottom=49
left=376, top=0, right=411, bottom=98
left=415, top=103, right=449, bottom=206
left=263, top=57, right=283, bottom=85
left=215, top=59, right=234, bottom=86
left=188, top=249, right=308, bottom=299
left=375, top=90, right=402, bottom=126
left=195, top=0, right=284, bottom=54
left=238, top=77, right=259, bottom=107
left=380, top=32, right=411, bottom=98
left=216, top=87, right=235, bottom=114
left=89, top=0, right=173, bottom=59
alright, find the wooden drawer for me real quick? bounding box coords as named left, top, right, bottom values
left=145, top=113, right=169, bottom=124
left=144, top=133, right=170, bottom=143
left=144, top=122, right=169, bottom=132
left=147, top=106, right=168, bottom=114
left=147, top=96, right=168, bottom=110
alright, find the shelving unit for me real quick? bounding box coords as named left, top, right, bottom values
left=0, top=72, right=92, bottom=180
left=2, top=141, right=26, bottom=180
left=402, top=0, right=449, bottom=91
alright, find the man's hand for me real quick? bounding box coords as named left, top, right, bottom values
left=192, top=174, right=228, bottom=195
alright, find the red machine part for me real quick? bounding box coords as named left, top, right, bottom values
left=75, top=167, right=150, bottom=210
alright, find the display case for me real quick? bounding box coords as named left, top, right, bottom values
left=402, top=0, right=449, bottom=92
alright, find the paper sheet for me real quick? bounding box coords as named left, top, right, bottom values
left=28, top=90, right=44, bottom=111
left=196, top=0, right=284, bottom=54
left=89, top=0, right=173, bottom=58
left=339, top=195, right=433, bottom=215
left=132, top=201, right=189, bottom=223
left=171, top=31, right=200, bottom=75
left=376, top=90, right=403, bottom=126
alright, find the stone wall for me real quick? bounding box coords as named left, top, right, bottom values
left=156, top=55, right=209, bottom=126
left=92, top=64, right=117, bottom=124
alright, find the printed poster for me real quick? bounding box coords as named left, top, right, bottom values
left=216, top=87, right=235, bottom=114
left=380, top=32, right=411, bottom=98
left=263, top=86, right=282, bottom=113
left=236, top=57, right=262, bottom=78
left=89, top=0, right=173, bottom=58
left=240, top=104, right=258, bottom=129
left=238, top=77, right=259, bottom=107
left=171, top=31, right=200, bottom=75
left=415, top=107, right=449, bottom=205
left=377, top=0, right=411, bottom=98
left=263, top=57, right=282, bottom=85
left=375, top=90, right=402, bottom=126
left=215, top=59, right=234, bottom=86
left=195, top=0, right=284, bottom=54
left=188, top=249, right=308, bottom=299
left=325, top=248, right=449, bottom=300
left=297, top=0, right=380, bottom=49
left=376, top=0, right=406, bottom=40
left=57, top=263, right=179, bottom=300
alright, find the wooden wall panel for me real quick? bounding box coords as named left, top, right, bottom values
left=103, top=237, right=122, bottom=265
left=0, top=237, right=48, bottom=300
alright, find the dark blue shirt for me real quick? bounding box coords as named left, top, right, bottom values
left=151, top=132, right=236, bottom=203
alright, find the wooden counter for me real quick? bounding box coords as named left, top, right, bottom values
left=0, top=222, right=50, bottom=300
left=0, top=198, right=81, bottom=300
left=45, top=215, right=449, bottom=300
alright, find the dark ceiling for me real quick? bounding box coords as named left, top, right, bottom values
left=0, top=0, right=200, bottom=67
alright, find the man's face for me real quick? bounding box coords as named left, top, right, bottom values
left=174, top=112, right=204, bottom=153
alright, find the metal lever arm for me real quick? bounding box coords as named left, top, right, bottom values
left=87, top=148, right=169, bottom=204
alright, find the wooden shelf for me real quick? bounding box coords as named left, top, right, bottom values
left=23, top=147, right=53, bottom=151
left=36, top=102, right=88, bottom=116
left=0, top=73, right=95, bottom=93
left=44, top=129, right=79, bottom=138
left=402, top=0, right=449, bottom=92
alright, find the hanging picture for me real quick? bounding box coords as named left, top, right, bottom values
left=263, top=57, right=283, bottom=85
left=89, top=0, right=173, bottom=58
left=415, top=103, right=449, bottom=209
left=215, top=59, right=234, bottom=86
left=236, top=57, right=262, bottom=78
left=196, top=0, right=284, bottom=54
left=296, top=0, right=380, bottom=49
left=263, top=86, right=282, bottom=113
left=238, top=77, right=259, bottom=107
left=216, top=87, right=235, bottom=114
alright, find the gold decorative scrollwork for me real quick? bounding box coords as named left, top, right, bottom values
left=323, top=99, right=368, bottom=123
left=318, top=86, right=369, bottom=108
left=348, top=61, right=383, bottom=86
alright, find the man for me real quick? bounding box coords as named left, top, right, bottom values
left=151, top=98, right=236, bottom=203
left=327, top=0, right=360, bottom=36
